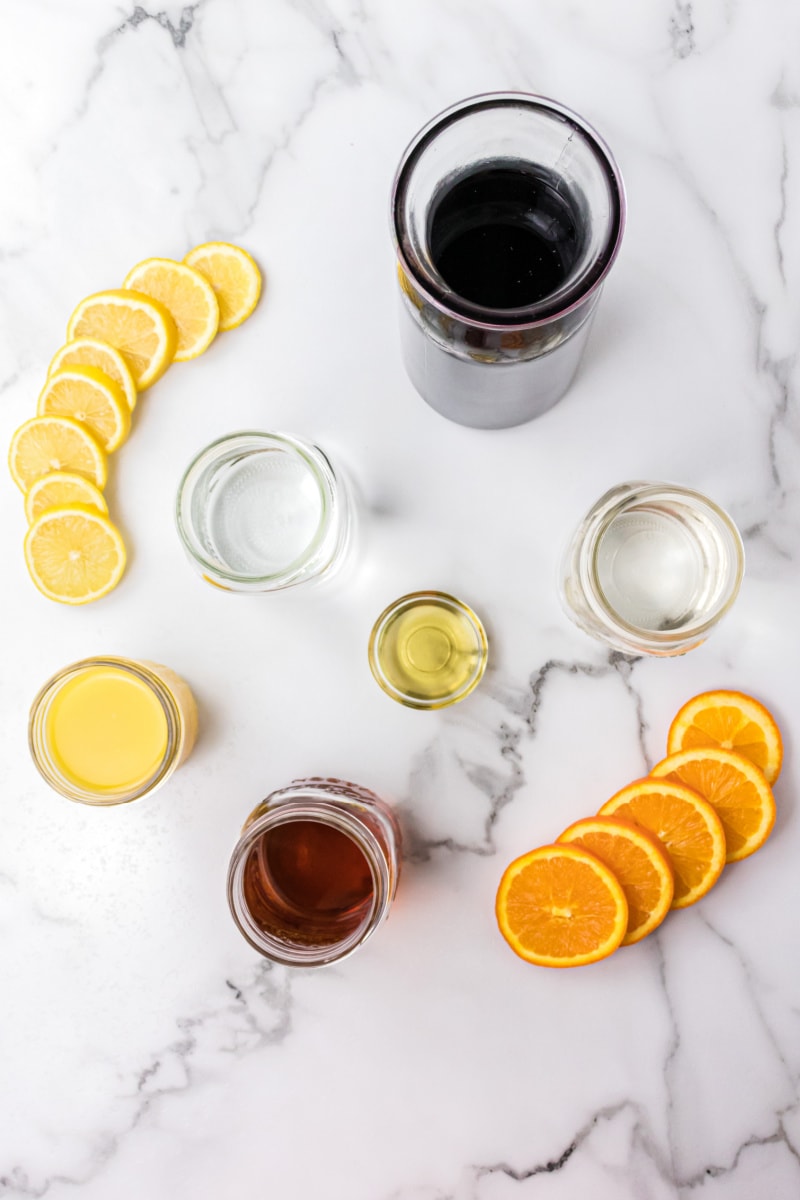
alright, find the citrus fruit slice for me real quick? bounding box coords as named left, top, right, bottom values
left=667, top=690, right=783, bottom=785
left=184, top=242, right=262, bottom=331
left=24, top=505, right=126, bottom=604
left=48, top=337, right=137, bottom=412
left=599, top=780, right=726, bottom=909
left=495, top=843, right=628, bottom=967
left=123, top=258, right=219, bottom=361
left=37, top=366, right=131, bottom=453
left=651, top=748, right=776, bottom=863
left=8, top=416, right=107, bottom=492
left=557, top=816, right=674, bottom=945
left=66, top=289, right=177, bottom=390
left=24, top=471, right=108, bottom=523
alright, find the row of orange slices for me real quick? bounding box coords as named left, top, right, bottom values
left=496, top=689, right=783, bottom=967
left=8, top=244, right=261, bottom=604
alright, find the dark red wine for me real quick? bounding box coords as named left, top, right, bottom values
left=429, top=163, right=581, bottom=310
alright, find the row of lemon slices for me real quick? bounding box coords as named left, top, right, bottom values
left=496, top=690, right=783, bottom=967
left=8, top=243, right=262, bottom=604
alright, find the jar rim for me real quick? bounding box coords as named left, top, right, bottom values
left=391, top=91, right=626, bottom=331
left=28, top=656, right=182, bottom=806
left=579, top=483, right=745, bottom=649
left=227, top=791, right=396, bottom=968
left=175, top=431, right=338, bottom=588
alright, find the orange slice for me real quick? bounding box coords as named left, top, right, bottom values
left=668, top=690, right=783, bottom=785
left=557, top=816, right=674, bottom=945
left=24, top=505, right=126, bottom=604
left=24, top=472, right=108, bottom=523
left=123, top=258, right=219, bottom=360
left=37, top=365, right=130, bottom=453
left=651, top=748, right=776, bottom=863
left=599, top=780, right=726, bottom=909
left=48, top=337, right=137, bottom=412
left=8, top=416, right=107, bottom=492
left=496, top=844, right=628, bottom=967
left=184, top=242, right=262, bottom=331
left=66, top=290, right=177, bottom=390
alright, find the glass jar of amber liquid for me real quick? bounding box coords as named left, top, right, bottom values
left=227, top=779, right=401, bottom=967
left=29, top=657, right=198, bottom=806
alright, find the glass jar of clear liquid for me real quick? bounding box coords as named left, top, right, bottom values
left=560, top=482, right=745, bottom=656
left=176, top=432, right=352, bottom=592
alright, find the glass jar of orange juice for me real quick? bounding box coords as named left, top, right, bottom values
left=29, top=657, right=198, bottom=806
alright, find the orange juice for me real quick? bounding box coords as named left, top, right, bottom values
left=29, top=657, right=197, bottom=805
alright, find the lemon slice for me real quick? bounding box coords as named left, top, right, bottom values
left=8, top=416, right=107, bottom=492
left=48, top=337, right=137, bottom=412
left=184, top=242, right=262, bottom=331
left=25, top=472, right=108, bottom=523
left=123, top=258, right=219, bottom=361
left=37, top=366, right=131, bottom=453
left=24, top=505, right=126, bottom=604
left=66, top=289, right=177, bottom=390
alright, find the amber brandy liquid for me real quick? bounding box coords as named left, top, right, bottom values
left=243, top=819, right=375, bottom=948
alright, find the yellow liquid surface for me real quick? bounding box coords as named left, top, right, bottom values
left=374, top=600, right=486, bottom=705
left=45, top=666, right=169, bottom=793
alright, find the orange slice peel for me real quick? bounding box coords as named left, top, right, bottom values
left=668, top=689, right=782, bottom=785
left=557, top=815, right=674, bottom=945
left=496, top=843, right=629, bottom=967
left=651, top=747, right=776, bottom=863
left=599, top=778, right=726, bottom=909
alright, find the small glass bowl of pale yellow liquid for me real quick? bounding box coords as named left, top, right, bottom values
left=368, top=591, right=488, bottom=709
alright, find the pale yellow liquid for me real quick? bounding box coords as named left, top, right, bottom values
left=45, top=666, right=169, bottom=793
left=373, top=600, right=486, bottom=705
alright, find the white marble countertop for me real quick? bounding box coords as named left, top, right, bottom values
left=2, top=2, right=800, bottom=1197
